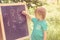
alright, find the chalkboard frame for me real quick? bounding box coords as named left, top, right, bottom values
left=0, top=2, right=30, bottom=40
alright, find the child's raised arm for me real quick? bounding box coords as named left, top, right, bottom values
left=22, top=10, right=34, bottom=20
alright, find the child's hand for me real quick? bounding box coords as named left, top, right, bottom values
left=22, top=10, right=32, bottom=19
left=22, top=10, right=33, bottom=20
left=22, top=11, right=27, bottom=15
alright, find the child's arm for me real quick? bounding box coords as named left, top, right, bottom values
left=44, top=31, right=47, bottom=40
left=22, top=11, right=34, bottom=20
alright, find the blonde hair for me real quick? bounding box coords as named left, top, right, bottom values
left=35, top=6, right=46, bottom=19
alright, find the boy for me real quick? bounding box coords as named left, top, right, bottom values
left=22, top=6, right=47, bottom=40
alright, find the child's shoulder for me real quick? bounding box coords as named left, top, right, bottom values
left=31, top=17, right=37, bottom=23
left=32, top=17, right=37, bottom=20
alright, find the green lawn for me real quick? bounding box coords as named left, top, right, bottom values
left=26, top=3, right=60, bottom=40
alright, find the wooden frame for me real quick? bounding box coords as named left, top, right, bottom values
left=0, top=2, right=30, bottom=40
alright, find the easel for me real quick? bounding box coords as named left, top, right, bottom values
left=0, top=2, right=30, bottom=40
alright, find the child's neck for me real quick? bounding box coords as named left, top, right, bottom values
left=38, top=18, right=44, bottom=21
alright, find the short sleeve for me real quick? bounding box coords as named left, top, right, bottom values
left=42, top=21, right=47, bottom=31
left=31, top=18, right=37, bottom=23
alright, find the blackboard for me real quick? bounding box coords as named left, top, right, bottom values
left=1, top=4, right=29, bottom=40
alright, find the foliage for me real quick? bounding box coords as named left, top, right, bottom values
left=0, top=0, right=60, bottom=40
left=28, top=3, right=60, bottom=40
left=0, top=0, right=45, bottom=8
